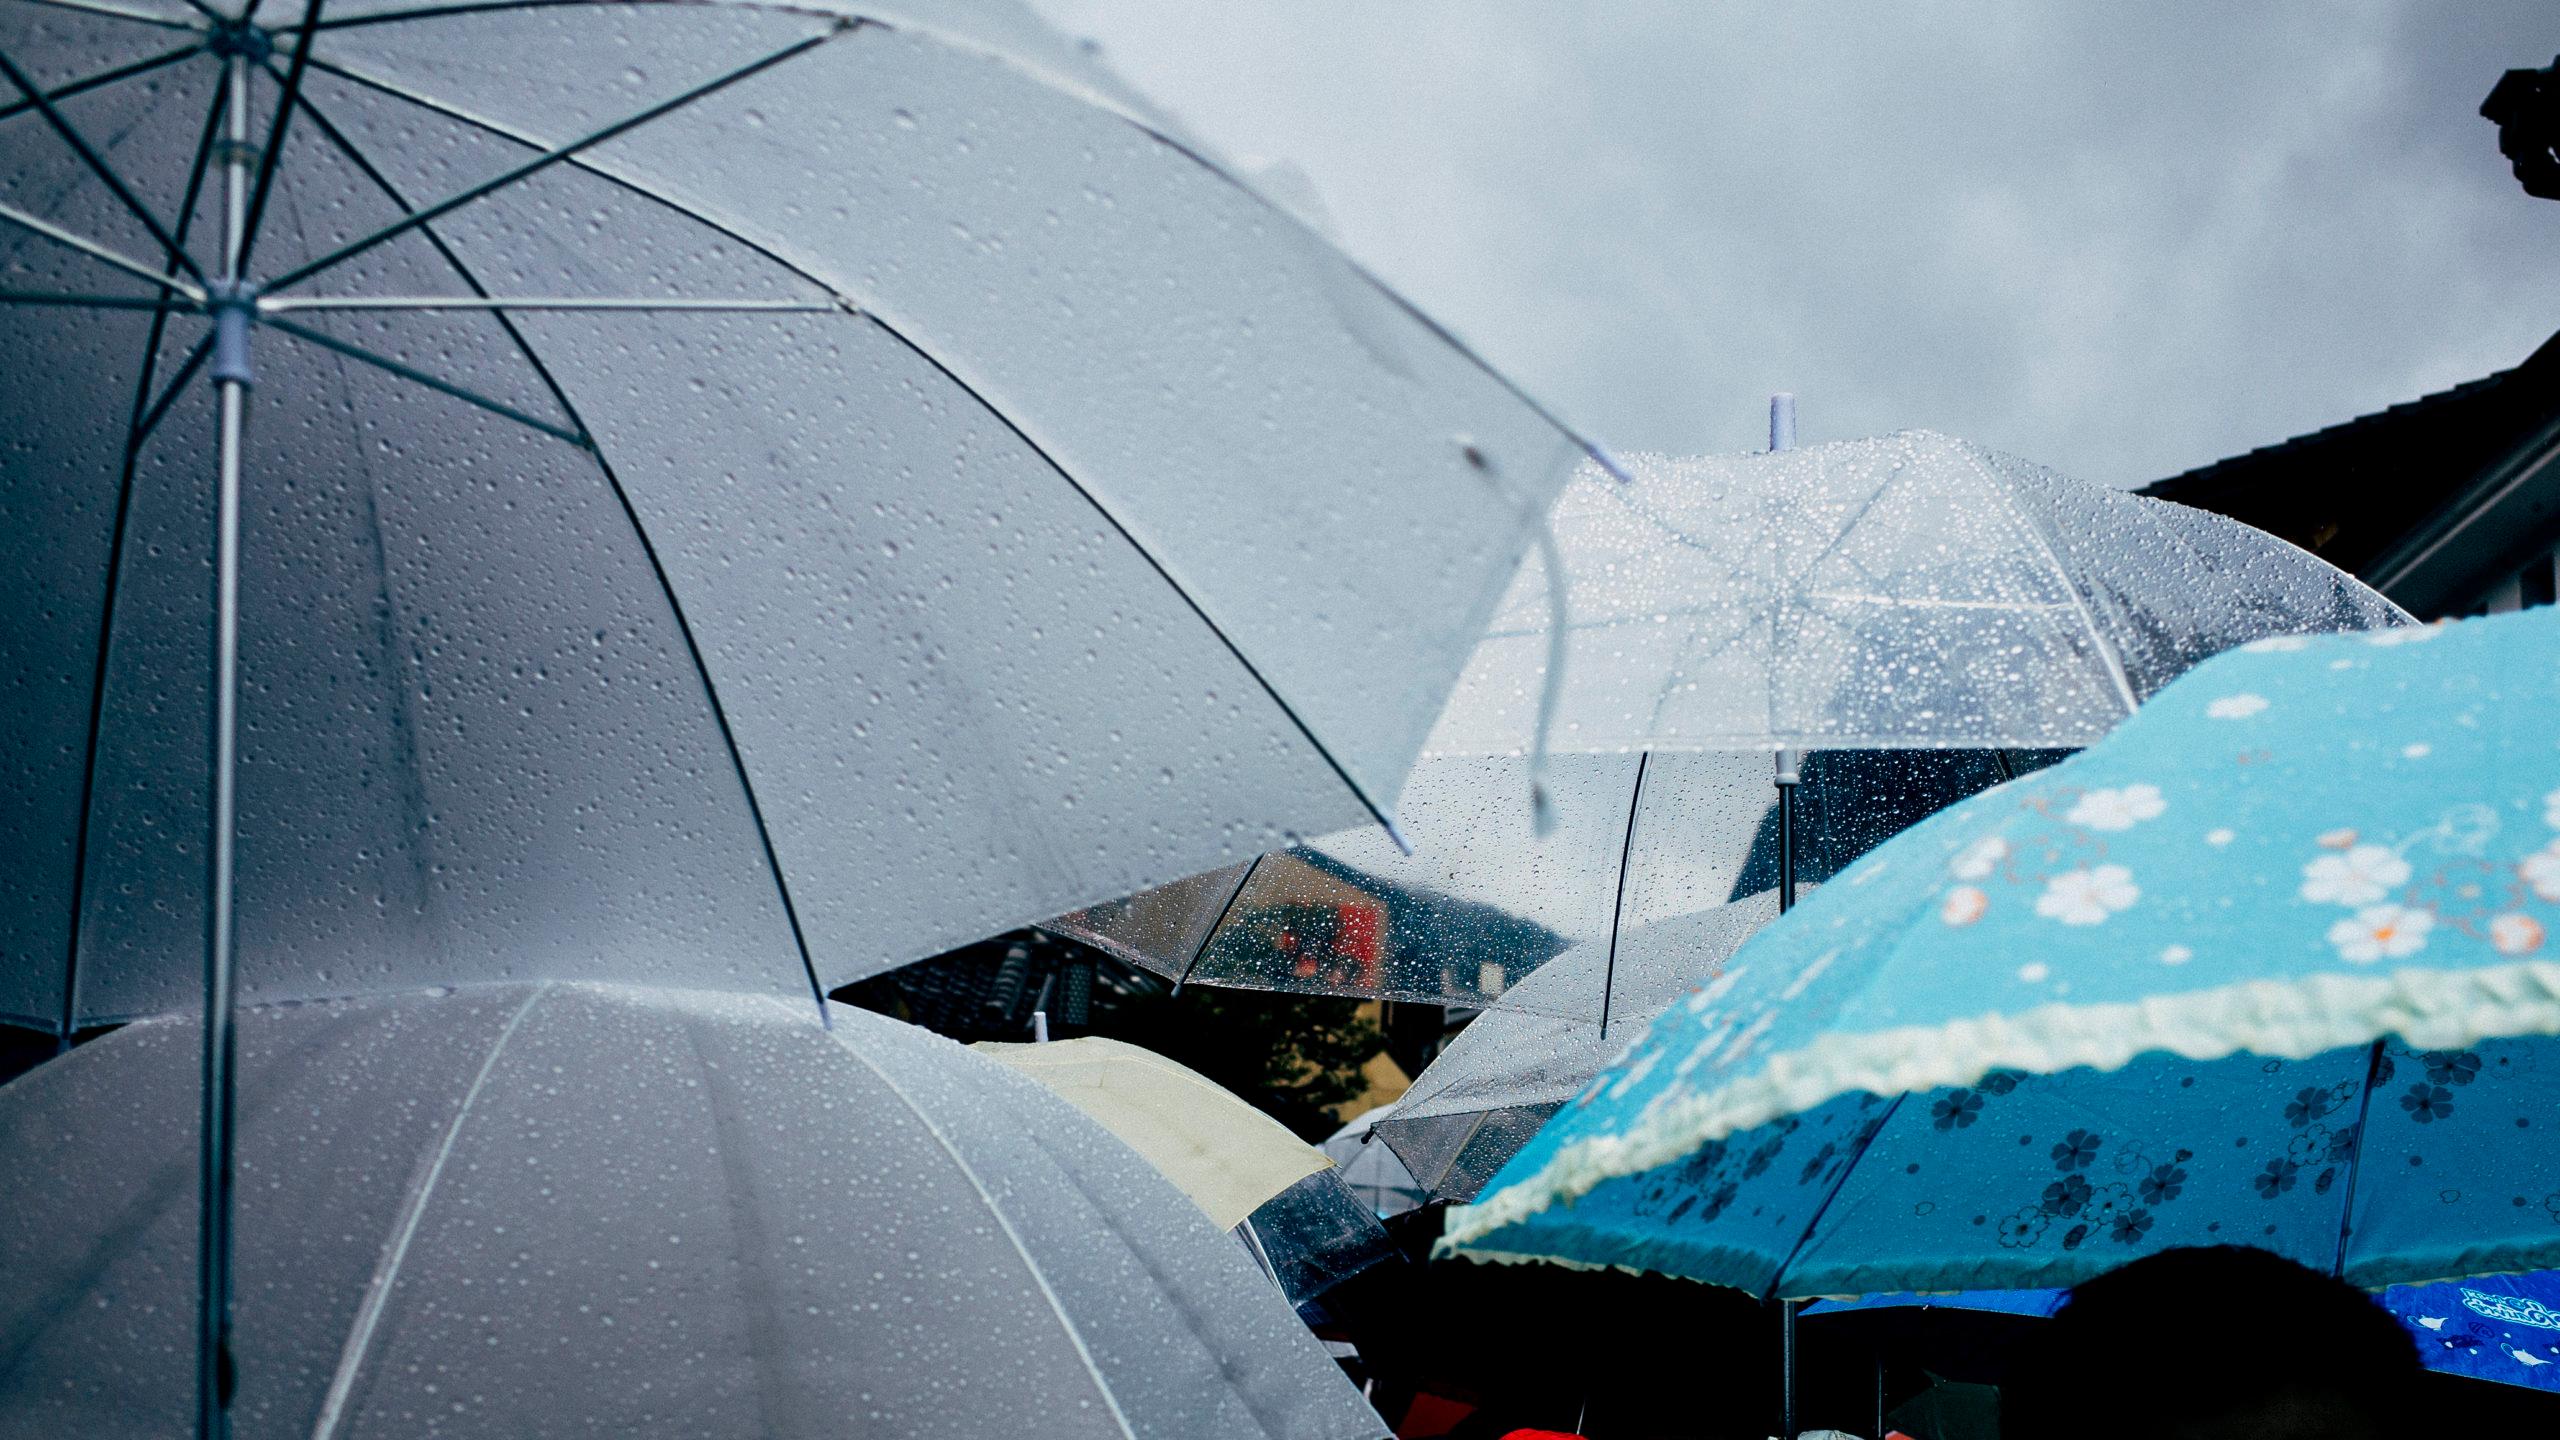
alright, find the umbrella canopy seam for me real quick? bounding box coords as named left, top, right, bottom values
left=822, top=1024, right=1141, bottom=1440
left=307, top=982, right=546, bottom=1440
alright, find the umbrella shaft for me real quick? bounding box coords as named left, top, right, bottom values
left=199, top=49, right=250, bottom=1440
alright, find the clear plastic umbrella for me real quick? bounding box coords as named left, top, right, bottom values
left=1373, top=889, right=1788, bottom=1204
left=0, top=983, right=1390, bottom=1439
left=1323, top=1105, right=1426, bottom=1219
left=1427, top=428, right=2411, bottom=758
left=1052, top=428, right=2402, bottom=1011
left=1051, top=747, right=2027, bottom=1011
left=0, top=0, right=1602, bottom=1035
left=1, top=4, right=1605, bottom=1421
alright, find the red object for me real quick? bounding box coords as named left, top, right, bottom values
left=1497, top=1430, right=1587, bottom=1440
left=1391, top=1391, right=1475, bottom=1438
left=1334, top=901, right=1383, bottom=984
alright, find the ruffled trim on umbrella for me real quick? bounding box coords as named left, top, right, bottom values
left=1445, top=959, right=2560, bottom=1248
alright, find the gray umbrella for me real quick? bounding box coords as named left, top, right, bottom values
left=0, top=984, right=1391, bottom=1439
left=2, top=3, right=1605, bottom=1423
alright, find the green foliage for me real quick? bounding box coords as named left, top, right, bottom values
left=1092, top=980, right=1385, bottom=1143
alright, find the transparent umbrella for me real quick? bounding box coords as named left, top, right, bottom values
left=1427, top=428, right=2411, bottom=758
left=1052, top=749, right=2030, bottom=1012
left=0, top=984, right=1391, bottom=1438
left=1373, top=889, right=1790, bottom=1204
left=1, top=3, right=1605, bottom=1424
left=1053, top=427, right=2402, bottom=1013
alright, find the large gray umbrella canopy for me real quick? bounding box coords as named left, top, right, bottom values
left=0, top=984, right=1390, bottom=1438
left=1427, top=430, right=2411, bottom=757
left=0, top=0, right=1597, bottom=1031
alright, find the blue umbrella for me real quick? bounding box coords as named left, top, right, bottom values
left=1445, top=606, right=2560, bottom=1294
left=1807, top=1269, right=2560, bottom=1394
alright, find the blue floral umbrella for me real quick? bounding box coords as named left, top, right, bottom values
left=1444, top=606, right=2560, bottom=1295
left=1807, top=1269, right=2560, bottom=1393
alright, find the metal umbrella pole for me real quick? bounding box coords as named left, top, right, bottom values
left=1765, top=392, right=1800, bottom=1436
left=1767, top=391, right=1800, bottom=917
left=199, top=34, right=255, bottom=1440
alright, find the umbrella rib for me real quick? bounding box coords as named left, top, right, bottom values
left=1999, top=479, right=2143, bottom=716
left=309, top=984, right=546, bottom=1440
left=260, top=28, right=836, bottom=294
left=1171, top=854, right=1265, bottom=994
left=55, top=69, right=225, bottom=1043
left=2327, top=1037, right=2389, bottom=1278
left=1763, top=1091, right=1907, bottom=1300
left=1, top=0, right=206, bottom=31
left=0, top=48, right=206, bottom=283
left=1596, top=748, right=1650, bottom=1041
left=130, top=332, right=210, bottom=439
left=0, top=41, right=199, bottom=124
left=235, top=0, right=325, bottom=269
left=0, top=288, right=187, bottom=308
left=261, top=315, right=589, bottom=444
left=260, top=295, right=837, bottom=312
left=303, top=48, right=1418, bottom=845
left=870, top=315, right=1417, bottom=849
left=0, top=198, right=205, bottom=297
left=823, top=1032, right=1142, bottom=1440
left=273, top=76, right=837, bottom=1027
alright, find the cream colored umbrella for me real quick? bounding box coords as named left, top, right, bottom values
left=974, top=1035, right=1328, bottom=1230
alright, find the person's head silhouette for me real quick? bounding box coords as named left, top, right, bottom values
left=2002, top=1246, right=2421, bottom=1440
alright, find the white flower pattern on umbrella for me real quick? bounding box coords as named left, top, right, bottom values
left=2300, top=845, right=2411, bottom=905
left=1941, top=886, right=1989, bottom=927
left=2327, top=904, right=2433, bottom=963
left=2491, top=913, right=2545, bottom=956
left=2206, top=693, right=2269, bottom=720
left=1950, top=836, right=2009, bottom=880
left=2067, top=784, right=2166, bottom=832
left=2036, top=865, right=2139, bottom=925
left=2544, top=786, right=2560, bottom=830
left=2524, top=841, right=2560, bottom=903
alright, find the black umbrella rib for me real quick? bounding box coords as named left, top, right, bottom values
left=261, top=28, right=833, bottom=294
left=0, top=42, right=199, bottom=124
left=0, top=288, right=185, bottom=308
left=1596, top=748, right=1650, bottom=1041
left=236, top=0, right=326, bottom=269
left=260, top=316, right=587, bottom=444
left=306, top=52, right=1417, bottom=848
left=130, top=332, right=210, bottom=440
left=56, top=73, right=224, bottom=1042
left=273, top=77, right=836, bottom=1028
left=0, top=49, right=205, bottom=283
left=870, top=316, right=1412, bottom=848
left=2327, top=1037, right=2390, bottom=1277
left=1764, top=1091, right=1908, bottom=1301
left=1170, top=854, right=1264, bottom=995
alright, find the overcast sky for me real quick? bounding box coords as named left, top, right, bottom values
left=1031, top=0, right=2560, bottom=486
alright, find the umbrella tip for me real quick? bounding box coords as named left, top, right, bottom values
left=1381, top=813, right=1416, bottom=856
left=1587, top=441, right=1634, bottom=484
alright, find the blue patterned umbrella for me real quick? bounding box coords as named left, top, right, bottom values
left=1807, top=1269, right=2560, bottom=1393
left=1445, top=607, right=2560, bottom=1294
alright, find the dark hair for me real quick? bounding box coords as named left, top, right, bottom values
left=2002, top=1246, right=2421, bottom=1440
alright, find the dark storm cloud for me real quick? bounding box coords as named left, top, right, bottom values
left=1033, top=0, right=2560, bottom=483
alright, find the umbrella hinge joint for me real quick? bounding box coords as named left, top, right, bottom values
left=207, top=282, right=258, bottom=387
left=207, top=23, right=275, bottom=64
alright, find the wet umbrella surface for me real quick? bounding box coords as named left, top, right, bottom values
left=0, top=985, right=1392, bottom=1439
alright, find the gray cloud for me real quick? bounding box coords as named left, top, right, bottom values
left=1031, top=0, right=2560, bottom=484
